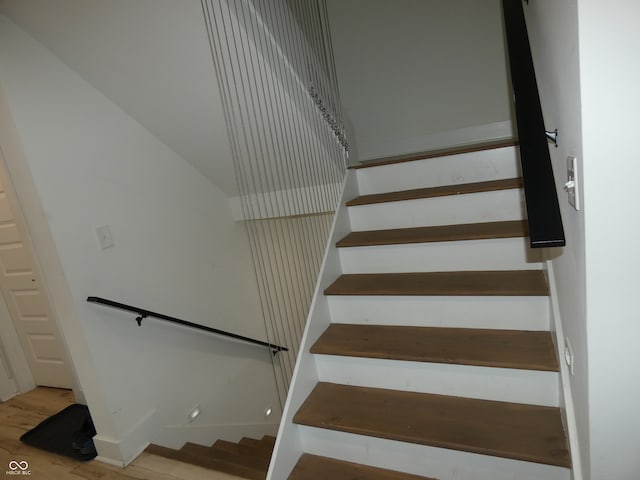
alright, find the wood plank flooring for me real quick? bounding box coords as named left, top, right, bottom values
left=293, top=382, right=571, bottom=468
left=324, top=270, right=549, bottom=296
left=0, top=387, right=242, bottom=480
left=311, top=324, right=559, bottom=371
left=336, top=220, right=528, bottom=248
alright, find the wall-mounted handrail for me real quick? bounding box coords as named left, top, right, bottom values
left=86, top=296, right=288, bottom=354
left=502, top=0, right=565, bottom=248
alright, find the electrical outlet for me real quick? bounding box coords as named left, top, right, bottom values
left=564, top=156, right=580, bottom=211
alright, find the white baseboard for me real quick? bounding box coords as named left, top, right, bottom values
left=94, top=455, right=127, bottom=468
left=356, top=121, right=515, bottom=161
left=545, top=260, right=584, bottom=480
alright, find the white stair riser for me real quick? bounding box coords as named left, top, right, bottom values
left=299, top=427, right=570, bottom=480
left=339, top=237, right=543, bottom=273
left=349, top=189, right=525, bottom=231
left=328, top=296, right=550, bottom=331
left=315, top=356, right=559, bottom=407
left=357, top=146, right=521, bottom=195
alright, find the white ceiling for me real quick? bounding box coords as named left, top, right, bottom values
left=0, top=0, right=238, bottom=195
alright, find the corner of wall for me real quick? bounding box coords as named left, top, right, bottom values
left=93, top=407, right=156, bottom=466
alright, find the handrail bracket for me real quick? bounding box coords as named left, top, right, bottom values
left=545, top=128, right=558, bottom=147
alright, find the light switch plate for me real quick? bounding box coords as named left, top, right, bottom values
left=564, top=337, right=575, bottom=375
left=566, top=156, right=580, bottom=211
left=96, top=225, right=114, bottom=250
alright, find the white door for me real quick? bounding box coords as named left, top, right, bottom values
left=0, top=161, right=73, bottom=389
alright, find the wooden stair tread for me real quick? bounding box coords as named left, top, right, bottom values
left=289, top=453, right=437, bottom=479
left=146, top=444, right=184, bottom=460
left=185, top=442, right=270, bottom=471
left=239, top=437, right=261, bottom=448
left=324, top=270, right=548, bottom=296
left=185, top=441, right=271, bottom=464
left=210, top=439, right=243, bottom=455
left=236, top=436, right=275, bottom=452
left=349, top=138, right=519, bottom=170
left=146, top=443, right=268, bottom=480
left=336, top=220, right=528, bottom=247
left=346, top=177, right=522, bottom=207
left=311, top=324, right=558, bottom=371
left=293, top=382, right=570, bottom=468
left=211, top=439, right=273, bottom=458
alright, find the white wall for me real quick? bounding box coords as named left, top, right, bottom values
left=527, top=1, right=640, bottom=479
left=578, top=1, right=640, bottom=478
left=327, top=0, right=514, bottom=160
left=523, top=1, right=588, bottom=477
left=0, top=15, right=281, bottom=465
left=0, top=0, right=238, bottom=195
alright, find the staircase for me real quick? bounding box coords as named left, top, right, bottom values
left=146, top=435, right=275, bottom=479
left=268, top=139, right=571, bottom=480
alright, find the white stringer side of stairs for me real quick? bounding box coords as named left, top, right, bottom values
left=267, top=171, right=358, bottom=479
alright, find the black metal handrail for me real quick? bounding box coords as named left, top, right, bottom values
left=502, top=0, right=565, bottom=248
left=86, top=296, right=288, bottom=354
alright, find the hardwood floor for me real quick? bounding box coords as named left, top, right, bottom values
left=0, top=387, right=243, bottom=480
